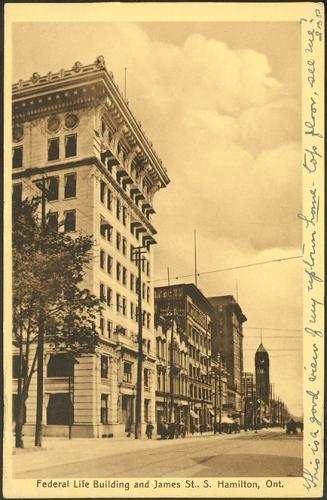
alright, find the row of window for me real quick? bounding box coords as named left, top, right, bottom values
left=99, top=284, right=152, bottom=327
left=188, top=324, right=210, bottom=353
left=99, top=250, right=151, bottom=300
left=12, top=135, right=77, bottom=169
left=99, top=221, right=150, bottom=276
left=189, top=384, right=212, bottom=401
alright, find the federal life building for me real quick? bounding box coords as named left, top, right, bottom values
left=12, top=56, right=170, bottom=437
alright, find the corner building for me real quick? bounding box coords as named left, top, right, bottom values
left=154, top=284, right=213, bottom=431
left=12, top=56, right=170, bottom=437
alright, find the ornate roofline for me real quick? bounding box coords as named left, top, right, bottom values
left=12, top=56, right=170, bottom=189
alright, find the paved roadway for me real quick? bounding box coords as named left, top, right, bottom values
left=15, top=429, right=302, bottom=478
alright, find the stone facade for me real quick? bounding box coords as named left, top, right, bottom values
left=12, top=57, right=169, bottom=438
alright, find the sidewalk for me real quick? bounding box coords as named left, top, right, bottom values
left=12, top=428, right=283, bottom=475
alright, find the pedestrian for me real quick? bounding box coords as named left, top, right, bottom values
left=146, top=421, right=154, bottom=439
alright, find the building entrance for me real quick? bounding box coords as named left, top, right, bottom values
left=122, top=395, right=134, bottom=432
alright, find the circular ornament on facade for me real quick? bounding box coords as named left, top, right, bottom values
left=48, top=115, right=61, bottom=133
left=65, top=113, right=79, bottom=129
left=13, top=125, right=24, bottom=142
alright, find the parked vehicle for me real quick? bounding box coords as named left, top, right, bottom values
left=286, top=419, right=298, bottom=435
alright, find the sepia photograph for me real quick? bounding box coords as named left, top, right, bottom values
left=3, top=2, right=324, bottom=498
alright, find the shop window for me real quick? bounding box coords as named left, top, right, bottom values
left=12, top=183, right=22, bottom=206
left=123, top=362, right=132, bottom=383
left=12, top=146, right=23, bottom=169
left=64, top=210, right=76, bottom=232
left=47, top=393, right=71, bottom=425
left=64, top=173, right=76, bottom=198
left=101, top=394, right=109, bottom=424
left=48, top=138, right=59, bottom=161
left=47, top=354, right=73, bottom=377
left=47, top=176, right=59, bottom=201
left=101, top=355, right=109, bottom=379
left=65, top=134, right=77, bottom=158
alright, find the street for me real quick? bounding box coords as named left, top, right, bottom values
left=14, top=429, right=302, bottom=478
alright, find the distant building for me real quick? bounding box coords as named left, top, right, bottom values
left=242, top=372, right=255, bottom=428
left=155, top=284, right=213, bottom=431
left=12, top=57, right=170, bottom=437
left=255, top=344, right=270, bottom=405
left=208, top=295, right=247, bottom=420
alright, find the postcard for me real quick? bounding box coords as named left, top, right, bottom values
left=3, top=2, right=324, bottom=498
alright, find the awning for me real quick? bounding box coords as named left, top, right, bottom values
left=263, top=417, right=270, bottom=423
left=190, top=410, right=199, bottom=419
left=219, top=416, right=234, bottom=424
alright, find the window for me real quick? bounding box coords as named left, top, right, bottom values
left=116, top=199, right=121, bottom=220
left=130, top=303, right=134, bottom=320
left=13, top=355, right=23, bottom=378
left=100, top=250, right=105, bottom=269
left=144, top=369, right=149, bottom=387
left=122, top=297, right=127, bottom=316
left=146, top=313, right=151, bottom=329
left=146, top=261, right=150, bottom=276
left=107, top=320, right=113, bottom=338
left=142, top=283, right=145, bottom=299
left=100, top=283, right=105, bottom=302
left=142, top=311, right=146, bottom=327
left=47, top=393, right=72, bottom=425
left=116, top=262, right=121, bottom=282
left=122, top=206, right=127, bottom=226
left=122, top=237, right=127, bottom=256
left=64, top=210, right=76, bottom=232
left=122, top=267, right=127, bottom=286
left=146, top=287, right=150, bottom=303
left=142, top=259, right=145, bottom=273
left=65, top=134, right=77, bottom=158
left=116, top=293, right=121, bottom=313
left=47, top=354, right=73, bottom=377
left=64, top=173, right=76, bottom=198
left=100, top=181, right=106, bottom=204
left=12, top=183, right=22, bottom=206
left=136, top=278, right=140, bottom=294
left=12, top=147, right=23, bottom=169
left=12, top=394, right=26, bottom=424
left=48, top=137, right=59, bottom=161
left=130, top=274, right=135, bottom=292
left=107, top=189, right=112, bottom=210
left=106, top=287, right=112, bottom=307
left=123, top=362, right=132, bottom=383
left=101, top=394, right=109, bottom=424
left=100, top=317, right=105, bottom=336
left=144, top=399, right=150, bottom=422
left=47, top=176, right=59, bottom=201
left=47, top=212, right=58, bottom=231
left=101, top=356, right=109, bottom=378
left=116, top=232, right=121, bottom=251
left=100, top=220, right=112, bottom=241
left=107, top=255, right=113, bottom=275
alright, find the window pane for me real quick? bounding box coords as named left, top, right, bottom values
left=64, top=173, right=76, bottom=198
left=64, top=210, right=76, bottom=232
left=48, top=138, right=59, bottom=161
left=47, top=354, right=73, bottom=377
left=47, top=176, right=59, bottom=201
left=47, top=212, right=58, bottom=231
left=12, top=147, right=23, bottom=168
left=47, top=393, right=72, bottom=425
left=101, top=181, right=106, bottom=204
left=12, top=184, right=22, bottom=206
left=65, top=134, right=77, bottom=158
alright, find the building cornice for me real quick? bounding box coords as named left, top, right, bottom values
left=12, top=56, right=170, bottom=189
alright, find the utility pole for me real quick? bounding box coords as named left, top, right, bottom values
left=34, top=176, right=46, bottom=447
left=213, top=367, right=218, bottom=434
left=132, top=245, right=147, bottom=439
left=218, top=367, right=222, bottom=433
left=167, top=268, right=174, bottom=425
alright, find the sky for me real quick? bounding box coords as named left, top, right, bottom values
left=12, top=21, right=302, bottom=416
